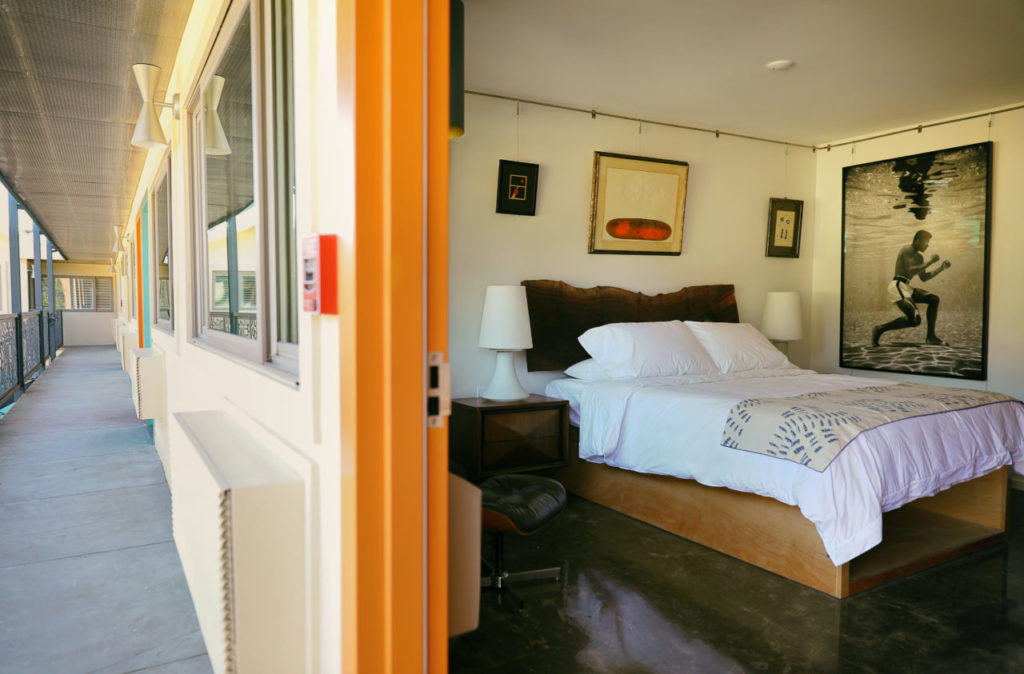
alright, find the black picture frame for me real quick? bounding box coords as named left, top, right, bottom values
left=765, top=198, right=803, bottom=258
left=839, top=141, right=992, bottom=380
left=495, top=160, right=539, bottom=216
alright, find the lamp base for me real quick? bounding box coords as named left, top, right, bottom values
left=481, top=350, right=529, bottom=401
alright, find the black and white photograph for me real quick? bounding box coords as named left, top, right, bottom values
left=840, top=142, right=991, bottom=380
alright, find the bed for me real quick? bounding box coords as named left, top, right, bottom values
left=523, top=280, right=1024, bottom=598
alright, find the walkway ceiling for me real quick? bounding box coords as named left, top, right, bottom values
left=0, top=0, right=193, bottom=264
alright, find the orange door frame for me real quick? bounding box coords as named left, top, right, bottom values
left=339, top=0, right=448, bottom=671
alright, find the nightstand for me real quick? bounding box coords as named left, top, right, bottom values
left=450, top=395, right=569, bottom=481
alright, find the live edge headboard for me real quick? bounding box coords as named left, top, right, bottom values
left=522, top=280, right=739, bottom=372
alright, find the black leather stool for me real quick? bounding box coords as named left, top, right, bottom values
left=479, top=474, right=567, bottom=610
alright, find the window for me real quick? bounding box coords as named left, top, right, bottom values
left=42, top=276, right=113, bottom=311
left=153, top=160, right=173, bottom=330
left=190, top=0, right=297, bottom=372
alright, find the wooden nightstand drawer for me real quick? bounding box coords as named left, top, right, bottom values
left=482, top=407, right=562, bottom=443
left=481, top=434, right=561, bottom=474
left=450, top=395, right=569, bottom=480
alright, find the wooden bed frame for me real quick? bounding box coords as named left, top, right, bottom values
left=523, top=280, right=1009, bottom=598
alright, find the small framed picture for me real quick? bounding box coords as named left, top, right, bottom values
left=496, top=160, right=539, bottom=215
left=765, top=198, right=803, bottom=258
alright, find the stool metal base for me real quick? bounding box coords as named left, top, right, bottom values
left=480, top=531, right=562, bottom=611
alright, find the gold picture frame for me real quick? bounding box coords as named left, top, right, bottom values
left=588, top=151, right=689, bottom=255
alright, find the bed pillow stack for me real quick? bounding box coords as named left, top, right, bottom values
left=566, top=320, right=792, bottom=379
left=571, top=320, right=718, bottom=379
left=684, top=321, right=792, bottom=373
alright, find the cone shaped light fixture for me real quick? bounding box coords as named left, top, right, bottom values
left=204, top=75, right=231, bottom=155
left=131, top=64, right=167, bottom=149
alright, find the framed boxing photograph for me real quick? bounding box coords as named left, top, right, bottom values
left=839, top=141, right=992, bottom=380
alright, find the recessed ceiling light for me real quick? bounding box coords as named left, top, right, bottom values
left=766, top=59, right=795, bottom=71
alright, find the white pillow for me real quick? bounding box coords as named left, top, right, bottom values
left=577, top=320, right=718, bottom=378
left=564, top=358, right=615, bottom=381
left=684, top=321, right=791, bottom=373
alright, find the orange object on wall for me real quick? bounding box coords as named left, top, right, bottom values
left=302, top=234, right=338, bottom=315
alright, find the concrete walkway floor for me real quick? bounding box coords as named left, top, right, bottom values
left=0, top=346, right=211, bottom=673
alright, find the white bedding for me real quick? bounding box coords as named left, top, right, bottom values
left=546, top=369, right=1024, bottom=565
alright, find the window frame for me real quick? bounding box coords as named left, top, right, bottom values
left=152, top=152, right=174, bottom=334
left=187, top=0, right=298, bottom=377
left=43, top=275, right=114, bottom=312
left=189, top=0, right=263, bottom=363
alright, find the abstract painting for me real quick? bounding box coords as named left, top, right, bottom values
left=588, top=152, right=688, bottom=255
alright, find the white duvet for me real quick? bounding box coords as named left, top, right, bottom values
left=546, top=369, right=1024, bottom=565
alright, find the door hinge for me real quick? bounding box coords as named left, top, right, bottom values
left=427, top=351, right=451, bottom=428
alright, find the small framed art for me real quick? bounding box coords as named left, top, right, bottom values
left=496, top=160, right=539, bottom=215
left=588, top=151, right=689, bottom=255
left=765, top=198, right=803, bottom=258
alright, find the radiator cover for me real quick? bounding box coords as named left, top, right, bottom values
left=172, top=410, right=305, bottom=674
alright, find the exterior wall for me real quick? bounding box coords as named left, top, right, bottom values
left=50, top=262, right=117, bottom=346
left=809, top=104, right=1024, bottom=402
left=120, top=0, right=346, bottom=670
left=449, top=94, right=818, bottom=397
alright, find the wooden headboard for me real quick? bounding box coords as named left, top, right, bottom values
left=522, top=280, right=738, bottom=372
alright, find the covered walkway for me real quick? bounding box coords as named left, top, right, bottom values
left=0, top=346, right=210, bottom=673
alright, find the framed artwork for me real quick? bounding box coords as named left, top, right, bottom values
left=765, top=198, right=803, bottom=258
left=840, top=141, right=992, bottom=380
left=588, top=151, right=689, bottom=255
left=496, top=160, right=539, bottom=215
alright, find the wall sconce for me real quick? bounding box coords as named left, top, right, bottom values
left=130, top=63, right=180, bottom=150
left=205, top=75, right=232, bottom=155
left=449, top=0, right=465, bottom=139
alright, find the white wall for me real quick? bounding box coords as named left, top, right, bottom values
left=62, top=312, right=116, bottom=346
left=449, top=94, right=818, bottom=397
left=810, top=105, right=1024, bottom=400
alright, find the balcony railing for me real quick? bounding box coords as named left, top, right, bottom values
left=0, top=310, right=63, bottom=406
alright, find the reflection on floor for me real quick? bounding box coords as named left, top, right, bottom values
left=451, top=491, right=1024, bottom=673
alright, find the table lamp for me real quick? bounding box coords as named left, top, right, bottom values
left=761, top=291, right=803, bottom=354
left=478, top=285, right=533, bottom=401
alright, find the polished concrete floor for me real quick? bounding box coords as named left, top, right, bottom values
left=451, top=490, right=1024, bottom=673
left=0, top=347, right=211, bottom=673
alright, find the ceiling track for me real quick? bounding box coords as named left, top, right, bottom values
left=466, top=90, right=1024, bottom=153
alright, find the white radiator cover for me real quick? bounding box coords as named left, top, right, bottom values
left=172, top=410, right=306, bottom=674
left=129, top=347, right=165, bottom=420
left=119, top=330, right=136, bottom=371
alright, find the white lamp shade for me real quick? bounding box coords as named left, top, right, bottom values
left=204, top=75, right=232, bottom=156
left=761, top=291, right=803, bottom=342
left=130, top=63, right=168, bottom=149
left=478, top=285, right=533, bottom=350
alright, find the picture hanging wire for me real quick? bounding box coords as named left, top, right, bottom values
left=515, top=99, right=521, bottom=161
left=783, top=144, right=789, bottom=198
left=467, top=90, right=1024, bottom=152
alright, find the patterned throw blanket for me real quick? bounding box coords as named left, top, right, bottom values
left=721, top=383, right=1020, bottom=471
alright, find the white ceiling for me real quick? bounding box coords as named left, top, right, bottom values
left=465, top=0, right=1024, bottom=146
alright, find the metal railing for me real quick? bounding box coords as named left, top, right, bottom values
left=0, top=310, right=62, bottom=407
left=208, top=311, right=258, bottom=339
